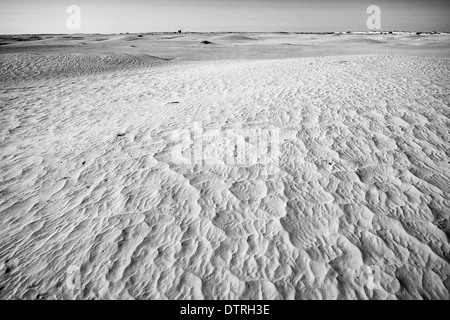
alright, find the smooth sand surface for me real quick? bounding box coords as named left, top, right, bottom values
left=0, top=33, right=450, bottom=299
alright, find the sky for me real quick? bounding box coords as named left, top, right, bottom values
left=0, top=0, right=449, bottom=34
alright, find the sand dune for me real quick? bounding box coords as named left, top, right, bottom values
left=209, top=34, right=259, bottom=42
left=2, top=32, right=449, bottom=60
left=0, top=33, right=450, bottom=300
left=0, top=52, right=164, bottom=83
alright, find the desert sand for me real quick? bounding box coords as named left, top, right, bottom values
left=0, top=32, right=450, bottom=300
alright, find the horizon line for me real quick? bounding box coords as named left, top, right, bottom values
left=1, top=30, right=449, bottom=36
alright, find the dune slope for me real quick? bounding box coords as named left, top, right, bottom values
left=0, top=53, right=449, bottom=300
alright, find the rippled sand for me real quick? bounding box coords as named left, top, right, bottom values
left=1, top=33, right=449, bottom=300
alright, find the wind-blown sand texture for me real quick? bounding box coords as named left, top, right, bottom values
left=1, top=33, right=450, bottom=300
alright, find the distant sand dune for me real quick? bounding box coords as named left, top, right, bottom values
left=0, top=52, right=164, bottom=83
left=210, top=34, right=259, bottom=42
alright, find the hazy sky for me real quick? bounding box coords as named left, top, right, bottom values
left=1, top=0, right=449, bottom=34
